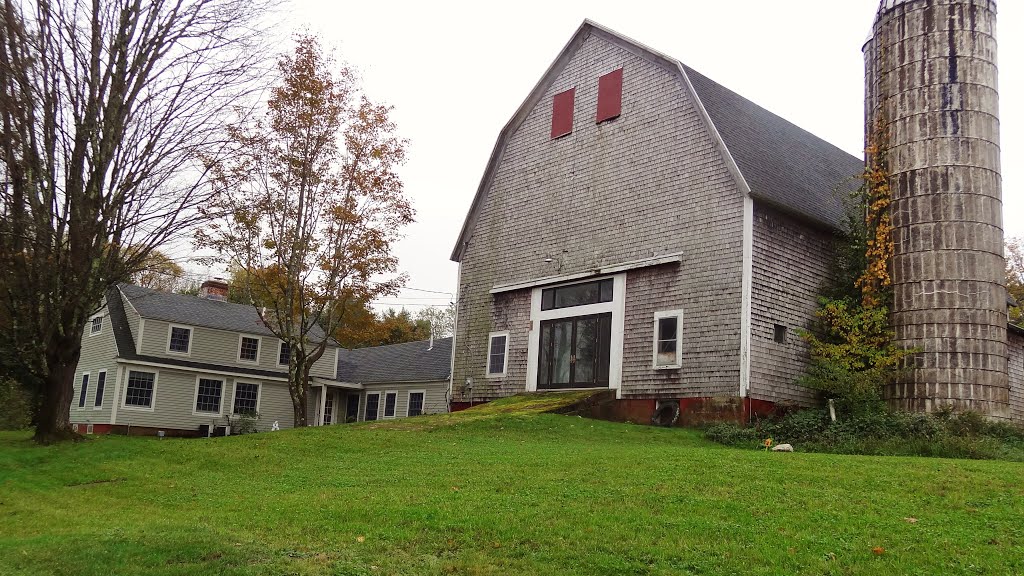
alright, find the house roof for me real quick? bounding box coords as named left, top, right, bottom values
left=118, top=283, right=328, bottom=342
left=450, top=20, right=862, bottom=262
left=106, top=286, right=290, bottom=379
left=336, top=337, right=452, bottom=384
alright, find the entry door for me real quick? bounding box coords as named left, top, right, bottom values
left=538, top=312, right=611, bottom=389
left=345, top=393, right=360, bottom=423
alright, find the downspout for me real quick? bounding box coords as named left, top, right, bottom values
left=448, top=259, right=463, bottom=412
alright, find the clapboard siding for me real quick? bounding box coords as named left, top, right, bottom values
left=452, top=32, right=745, bottom=402
left=71, top=300, right=119, bottom=426
left=137, top=317, right=336, bottom=376
left=113, top=364, right=294, bottom=431
left=748, top=202, right=835, bottom=406
left=361, top=381, right=448, bottom=419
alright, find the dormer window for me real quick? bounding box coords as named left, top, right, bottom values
left=278, top=341, right=291, bottom=366
left=168, top=325, right=192, bottom=354
left=238, top=335, right=260, bottom=363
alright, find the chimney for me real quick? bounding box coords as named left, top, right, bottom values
left=199, top=277, right=229, bottom=301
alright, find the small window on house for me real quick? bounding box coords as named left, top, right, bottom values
left=278, top=341, right=290, bottom=366
left=540, top=279, right=613, bottom=311
left=195, top=378, right=223, bottom=413
left=596, top=68, right=623, bottom=123
left=653, top=310, right=683, bottom=368
left=94, top=371, right=106, bottom=408
left=383, top=392, right=397, bottom=419
left=774, top=324, right=787, bottom=343
left=233, top=382, right=259, bottom=415
left=239, top=336, right=260, bottom=362
left=124, top=371, right=156, bottom=408
left=407, top=392, right=425, bottom=417
left=90, top=316, right=103, bottom=335
left=550, top=88, right=575, bottom=139
left=168, top=326, right=191, bottom=354
left=78, top=373, right=90, bottom=408
left=487, top=332, right=509, bottom=377
left=365, top=393, right=380, bottom=421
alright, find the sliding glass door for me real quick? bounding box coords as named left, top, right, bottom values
left=537, top=312, right=611, bottom=389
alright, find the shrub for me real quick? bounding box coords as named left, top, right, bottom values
left=226, top=412, right=261, bottom=435
left=0, top=378, right=33, bottom=430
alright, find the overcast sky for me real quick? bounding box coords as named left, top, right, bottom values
left=266, top=0, right=1022, bottom=310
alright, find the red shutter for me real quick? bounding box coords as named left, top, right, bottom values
left=550, top=88, right=575, bottom=139
left=596, top=68, right=623, bottom=123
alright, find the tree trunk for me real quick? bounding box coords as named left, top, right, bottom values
left=33, top=338, right=82, bottom=444
left=289, top=362, right=309, bottom=427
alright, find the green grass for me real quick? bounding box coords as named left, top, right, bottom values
left=1, top=393, right=1023, bottom=575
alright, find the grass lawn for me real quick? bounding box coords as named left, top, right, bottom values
left=1, top=394, right=1022, bottom=575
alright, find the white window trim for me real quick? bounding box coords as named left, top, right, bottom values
left=485, top=331, right=510, bottom=378
left=382, top=390, right=398, bottom=419
left=406, top=390, right=427, bottom=417
left=121, top=369, right=159, bottom=412
left=93, top=370, right=107, bottom=410
left=192, top=374, right=226, bottom=416
left=166, top=324, right=193, bottom=356
left=526, top=273, right=627, bottom=397
left=652, top=309, right=684, bottom=370
left=88, top=315, right=103, bottom=336
left=230, top=381, right=263, bottom=415
left=77, top=372, right=90, bottom=410
left=277, top=340, right=290, bottom=367
left=236, top=334, right=262, bottom=365
left=365, top=392, right=381, bottom=421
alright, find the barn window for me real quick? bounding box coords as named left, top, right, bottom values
left=596, top=68, right=623, bottom=123
left=653, top=310, right=683, bottom=369
left=487, top=332, right=509, bottom=377
left=550, top=88, right=575, bottom=139
left=774, top=324, right=787, bottom=343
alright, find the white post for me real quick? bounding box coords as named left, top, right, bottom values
left=317, top=385, right=328, bottom=426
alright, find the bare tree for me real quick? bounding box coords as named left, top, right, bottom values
left=199, top=35, right=413, bottom=427
left=0, top=0, right=270, bottom=443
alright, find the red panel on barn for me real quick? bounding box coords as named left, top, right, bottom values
left=550, top=88, right=575, bottom=139
left=596, top=68, right=623, bottom=123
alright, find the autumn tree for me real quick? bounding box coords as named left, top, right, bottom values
left=132, top=250, right=186, bottom=293
left=0, top=0, right=269, bottom=443
left=1007, top=237, right=1024, bottom=326
left=199, top=35, right=413, bottom=426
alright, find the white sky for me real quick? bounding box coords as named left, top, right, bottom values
left=262, top=0, right=1022, bottom=309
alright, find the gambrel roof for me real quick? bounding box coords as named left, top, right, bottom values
left=450, top=20, right=863, bottom=262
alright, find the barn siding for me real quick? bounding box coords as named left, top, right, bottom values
left=1009, top=330, right=1024, bottom=424
left=748, top=202, right=836, bottom=406
left=452, top=32, right=744, bottom=402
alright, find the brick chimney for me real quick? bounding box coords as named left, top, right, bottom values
left=199, top=277, right=229, bottom=302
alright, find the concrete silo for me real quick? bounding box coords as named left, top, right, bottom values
left=864, top=0, right=1008, bottom=417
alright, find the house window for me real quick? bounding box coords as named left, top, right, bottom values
left=407, top=391, right=425, bottom=417
left=383, top=391, right=397, bottom=418
left=90, top=316, right=103, bottom=335
left=78, top=373, right=89, bottom=408
left=774, top=324, right=787, bottom=343
left=550, top=87, right=575, bottom=139
left=278, top=341, right=290, bottom=366
left=487, top=332, right=509, bottom=377
left=168, top=326, right=191, bottom=354
left=94, top=371, right=106, bottom=408
left=239, top=336, right=260, bottom=362
left=124, top=371, right=156, bottom=408
left=195, top=378, right=223, bottom=413
left=324, top=392, right=334, bottom=424
left=541, top=278, right=613, bottom=311
left=365, top=392, right=380, bottom=421
left=233, top=382, right=259, bottom=415
left=653, top=310, right=683, bottom=369
left=596, top=68, right=623, bottom=123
